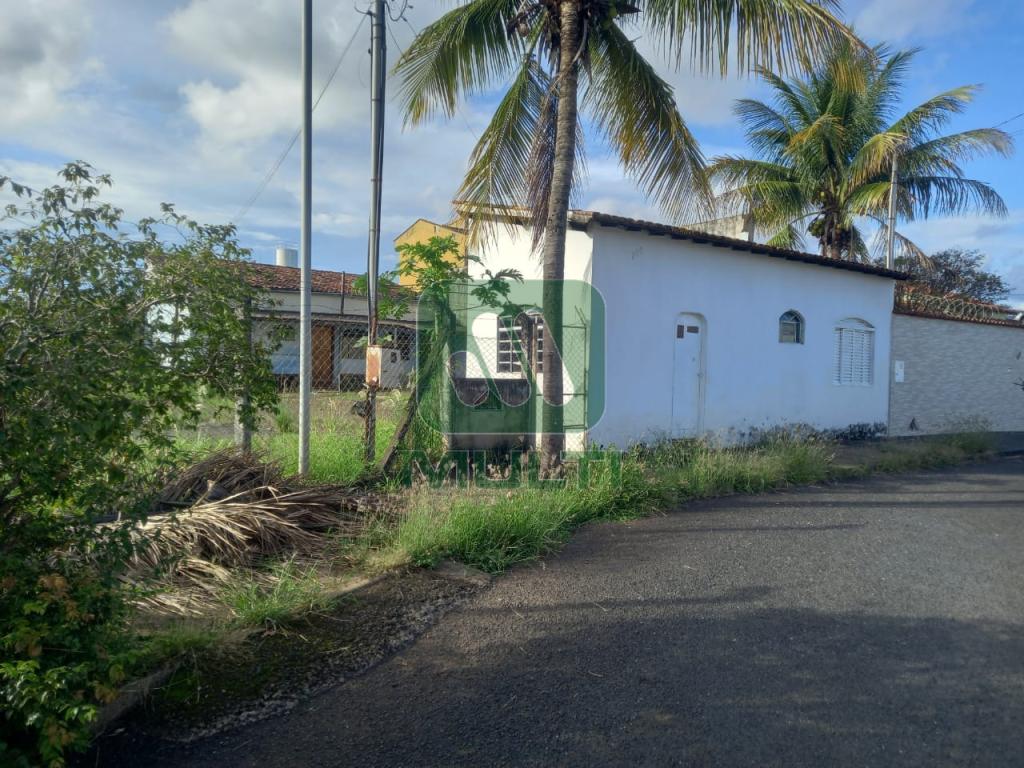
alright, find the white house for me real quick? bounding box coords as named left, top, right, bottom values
left=246, top=249, right=419, bottom=390
left=454, top=209, right=905, bottom=448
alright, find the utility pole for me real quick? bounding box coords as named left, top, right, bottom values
left=298, top=0, right=313, bottom=475
left=886, top=152, right=899, bottom=270
left=363, top=0, right=386, bottom=465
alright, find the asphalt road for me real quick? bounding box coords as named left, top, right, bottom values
left=98, top=458, right=1024, bottom=767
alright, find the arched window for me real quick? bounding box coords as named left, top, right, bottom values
left=779, top=310, right=805, bottom=344
left=833, top=318, right=875, bottom=386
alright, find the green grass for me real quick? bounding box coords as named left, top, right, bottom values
left=365, top=432, right=995, bottom=575
left=171, top=389, right=405, bottom=485
left=384, top=456, right=659, bottom=572
left=221, top=559, right=331, bottom=629
left=644, top=438, right=832, bottom=500
left=373, top=439, right=832, bottom=575
left=830, top=430, right=997, bottom=477
left=120, top=623, right=223, bottom=684
left=120, top=426, right=999, bottom=716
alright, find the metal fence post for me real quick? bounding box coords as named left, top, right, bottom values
left=235, top=296, right=253, bottom=453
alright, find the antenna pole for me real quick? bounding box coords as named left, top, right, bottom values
left=298, top=0, right=313, bottom=474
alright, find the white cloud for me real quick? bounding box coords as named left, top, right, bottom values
left=899, top=210, right=1024, bottom=290
left=0, top=0, right=98, bottom=129
left=166, top=0, right=380, bottom=160
left=24, top=0, right=1016, bottom=290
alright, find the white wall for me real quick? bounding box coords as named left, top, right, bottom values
left=588, top=227, right=895, bottom=446
left=467, top=223, right=594, bottom=283
left=462, top=224, right=592, bottom=447
left=464, top=224, right=592, bottom=400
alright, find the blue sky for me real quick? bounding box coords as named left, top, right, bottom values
left=1, top=0, right=1022, bottom=301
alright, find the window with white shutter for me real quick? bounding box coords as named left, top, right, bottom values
left=832, top=319, right=875, bottom=386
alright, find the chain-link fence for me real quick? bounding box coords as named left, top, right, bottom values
left=183, top=277, right=602, bottom=482
left=184, top=302, right=422, bottom=483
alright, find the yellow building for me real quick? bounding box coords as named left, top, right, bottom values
left=392, top=218, right=467, bottom=288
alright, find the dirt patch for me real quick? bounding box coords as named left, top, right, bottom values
left=96, top=568, right=482, bottom=749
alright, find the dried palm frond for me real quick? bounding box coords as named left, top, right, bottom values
left=154, top=449, right=285, bottom=510
left=132, top=486, right=365, bottom=574
left=127, top=450, right=397, bottom=616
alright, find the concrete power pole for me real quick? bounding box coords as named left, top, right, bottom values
left=298, top=0, right=313, bottom=475
left=363, top=0, right=386, bottom=465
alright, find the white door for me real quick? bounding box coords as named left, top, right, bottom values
left=671, top=314, right=704, bottom=436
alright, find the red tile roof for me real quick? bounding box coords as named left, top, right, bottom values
left=245, top=262, right=358, bottom=294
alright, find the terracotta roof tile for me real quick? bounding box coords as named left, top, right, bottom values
left=245, top=262, right=358, bottom=294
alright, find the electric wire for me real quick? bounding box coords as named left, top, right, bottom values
left=233, top=13, right=369, bottom=224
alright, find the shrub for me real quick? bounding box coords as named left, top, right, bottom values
left=0, top=515, right=133, bottom=766
left=0, top=164, right=277, bottom=765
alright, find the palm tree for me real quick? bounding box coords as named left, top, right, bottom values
left=708, top=41, right=1014, bottom=263
left=394, top=0, right=855, bottom=471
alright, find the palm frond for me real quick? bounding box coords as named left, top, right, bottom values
left=642, top=0, right=855, bottom=75
left=716, top=38, right=1011, bottom=262
left=393, top=0, right=525, bottom=124
left=756, top=66, right=815, bottom=126
left=864, top=213, right=929, bottom=268
left=847, top=130, right=906, bottom=186
left=456, top=55, right=549, bottom=230
left=524, top=77, right=588, bottom=250
left=734, top=98, right=794, bottom=160
left=860, top=46, right=915, bottom=122
left=900, top=175, right=1009, bottom=219
left=889, top=85, right=980, bottom=143
left=586, top=22, right=711, bottom=221
left=765, top=222, right=806, bottom=250
left=845, top=180, right=891, bottom=216
left=903, top=128, right=1015, bottom=168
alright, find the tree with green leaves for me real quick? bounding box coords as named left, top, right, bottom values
left=395, top=0, right=855, bottom=471
left=708, top=41, right=1014, bottom=263
left=0, top=164, right=277, bottom=766
left=898, top=248, right=1011, bottom=303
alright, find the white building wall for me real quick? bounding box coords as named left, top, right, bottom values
left=889, top=314, right=1024, bottom=435
left=588, top=227, right=895, bottom=446
left=464, top=224, right=592, bottom=395
left=462, top=224, right=592, bottom=447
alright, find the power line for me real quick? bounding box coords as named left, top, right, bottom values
left=387, top=0, right=410, bottom=22
left=993, top=111, right=1024, bottom=129
left=385, top=8, right=406, bottom=57
left=233, top=13, right=369, bottom=225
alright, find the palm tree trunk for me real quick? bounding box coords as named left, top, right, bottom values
left=539, top=0, right=582, bottom=476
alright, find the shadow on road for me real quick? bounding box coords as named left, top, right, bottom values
left=93, top=604, right=1024, bottom=768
